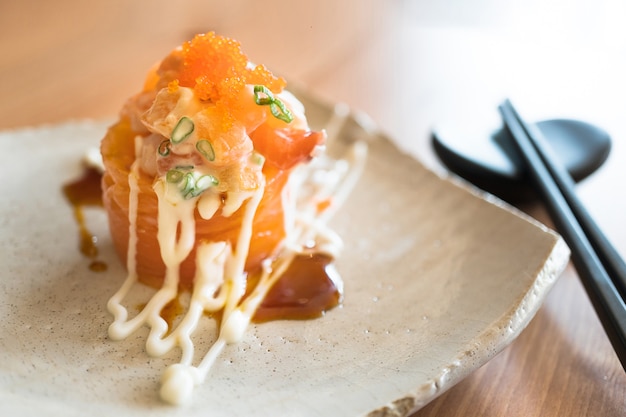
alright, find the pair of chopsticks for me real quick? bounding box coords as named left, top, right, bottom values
left=499, top=99, right=626, bottom=372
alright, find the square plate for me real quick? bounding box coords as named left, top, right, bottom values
left=0, top=91, right=569, bottom=416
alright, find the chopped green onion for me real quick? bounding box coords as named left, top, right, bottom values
left=180, top=173, right=194, bottom=195
left=269, top=101, right=292, bottom=123
left=253, top=85, right=293, bottom=123
left=166, top=169, right=184, bottom=183
left=250, top=151, right=265, bottom=166
left=195, top=175, right=218, bottom=189
left=196, top=140, right=215, bottom=161
left=158, top=140, right=171, bottom=156
left=165, top=168, right=218, bottom=199
left=171, top=117, right=195, bottom=143
left=190, top=175, right=219, bottom=197
left=253, top=85, right=274, bottom=105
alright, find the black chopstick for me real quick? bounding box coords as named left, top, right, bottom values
left=516, top=107, right=626, bottom=300
left=499, top=99, right=626, bottom=371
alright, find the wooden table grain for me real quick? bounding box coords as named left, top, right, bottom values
left=2, top=1, right=626, bottom=415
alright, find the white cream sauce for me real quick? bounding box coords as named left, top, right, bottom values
left=106, top=113, right=368, bottom=406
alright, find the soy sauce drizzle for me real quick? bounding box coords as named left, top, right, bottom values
left=62, top=167, right=107, bottom=272
left=253, top=253, right=342, bottom=323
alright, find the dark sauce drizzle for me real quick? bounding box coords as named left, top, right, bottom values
left=253, top=253, right=342, bottom=323
left=62, top=167, right=107, bottom=272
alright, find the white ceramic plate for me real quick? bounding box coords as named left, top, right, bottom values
left=0, top=93, right=569, bottom=417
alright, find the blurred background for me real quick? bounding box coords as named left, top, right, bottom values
left=2, top=0, right=625, bottom=243
left=3, top=0, right=625, bottom=146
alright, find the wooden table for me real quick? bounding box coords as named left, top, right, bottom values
left=2, top=1, right=625, bottom=415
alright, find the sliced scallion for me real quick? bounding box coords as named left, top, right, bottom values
left=166, top=169, right=184, bottom=183
left=253, top=85, right=274, bottom=105
left=165, top=168, right=218, bottom=199
left=189, top=175, right=219, bottom=198
left=196, top=174, right=219, bottom=188
left=158, top=140, right=171, bottom=156
left=196, top=140, right=215, bottom=161
left=269, top=101, right=292, bottom=123
left=250, top=151, right=265, bottom=166
left=171, top=117, right=195, bottom=143
left=180, top=173, right=194, bottom=195
left=253, top=85, right=293, bottom=123
left=174, top=165, right=194, bottom=171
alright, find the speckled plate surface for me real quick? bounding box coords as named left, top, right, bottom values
left=0, top=93, right=569, bottom=417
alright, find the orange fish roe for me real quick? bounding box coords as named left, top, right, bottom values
left=176, top=32, right=286, bottom=132
left=167, top=79, right=179, bottom=93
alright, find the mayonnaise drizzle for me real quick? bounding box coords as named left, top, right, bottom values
left=106, top=116, right=368, bottom=406
left=106, top=136, right=142, bottom=329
